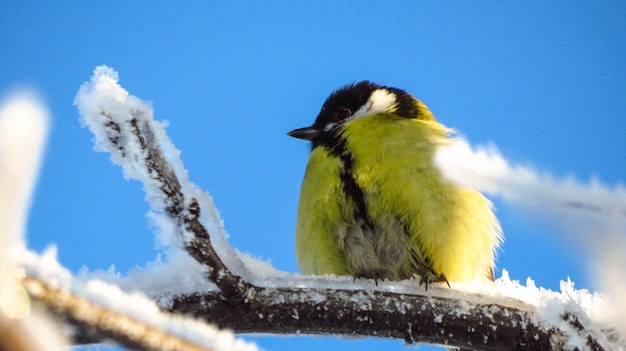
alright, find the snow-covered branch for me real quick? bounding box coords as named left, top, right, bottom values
left=67, top=65, right=625, bottom=350
left=21, top=262, right=256, bottom=351
left=171, top=280, right=555, bottom=349
left=74, top=66, right=253, bottom=299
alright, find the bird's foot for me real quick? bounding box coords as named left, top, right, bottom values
left=353, top=268, right=389, bottom=286
left=419, top=271, right=450, bottom=291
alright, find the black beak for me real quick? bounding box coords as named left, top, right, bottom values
left=287, top=126, right=319, bottom=141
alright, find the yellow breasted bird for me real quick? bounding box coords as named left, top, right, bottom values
left=288, top=81, right=502, bottom=287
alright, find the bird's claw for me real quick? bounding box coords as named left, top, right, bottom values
left=419, top=272, right=450, bottom=290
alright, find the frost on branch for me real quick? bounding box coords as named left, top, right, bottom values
left=20, top=249, right=258, bottom=351
left=67, top=65, right=626, bottom=350
left=74, top=66, right=254, bottom=298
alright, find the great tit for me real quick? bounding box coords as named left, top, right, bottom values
left=288, top=81, right=502, bottom=287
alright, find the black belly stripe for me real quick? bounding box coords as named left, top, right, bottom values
left=340, top=156, right=370, bottom=225
left=317, top=129, right=373, bottom=230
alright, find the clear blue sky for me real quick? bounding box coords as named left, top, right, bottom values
left=2, top=2, right=625, bottom=351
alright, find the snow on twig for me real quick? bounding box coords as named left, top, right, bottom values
left=21, top=248, right=257, bottom=351
left=74, top=66, right=253, bottom=297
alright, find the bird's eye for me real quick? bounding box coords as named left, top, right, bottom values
left=337, top=108, right=352, bottom=120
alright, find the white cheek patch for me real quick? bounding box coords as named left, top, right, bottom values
left=350, top=88, right=397, bottom=121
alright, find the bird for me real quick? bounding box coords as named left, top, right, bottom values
left=288, top=81, right=502, bottom=287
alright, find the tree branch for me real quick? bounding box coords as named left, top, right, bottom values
left=170, top=289, right=554, bottom=350
left=121, top=110, right=250, bottom=300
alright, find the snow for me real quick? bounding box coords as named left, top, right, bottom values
left=77, top=250, right=216, bottom=304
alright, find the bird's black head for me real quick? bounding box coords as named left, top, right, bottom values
left=288, top=81, right=426, bottom=146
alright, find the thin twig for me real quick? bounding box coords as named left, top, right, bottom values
left=22, top=276, right=213, bottom=351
